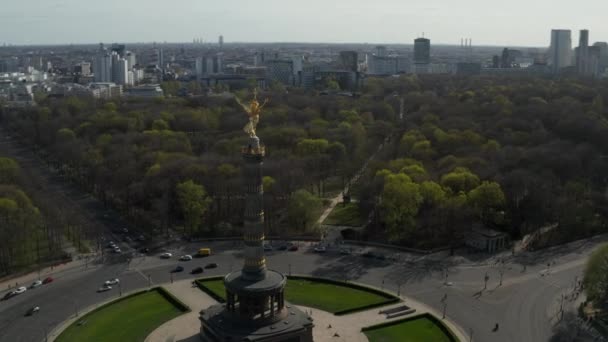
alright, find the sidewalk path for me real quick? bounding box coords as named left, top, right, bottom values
left=145, top=280, right=217, bottom=342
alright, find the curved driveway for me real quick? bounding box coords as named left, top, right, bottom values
left=0, top=237, right=603, bottom=342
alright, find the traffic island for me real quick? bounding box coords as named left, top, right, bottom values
left=195, top=275, right=400, bottom=314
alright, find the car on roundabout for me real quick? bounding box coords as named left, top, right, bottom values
left=288, top=245, right=298, bottom=252
left=278, top=245, right=288, bottom=251
left=171, top=266, right=184, bottom=273
left=97, top=285, right=112, bottom=293
left=191, top=267, right=204, bottom=274
left=25, top=306, right=40, bottom=316
left=313, top=246, right=327, bottom=253
left=179, top=255, right=193, bottom=261
left=104, top=278, right=120, bottom=286
left=30, top=280, right=43, bottom=289
left=160, top=252, right=173, bottom=259
left=205, top=263, right=218, bottom=269
left=42, top=276, right=54, bottom=284
left=263, top=244, right=273, bottom=251
left=14, top=286, right=27, bottom=295
left=339, top=248, right=351, bottom=255
left=3, top=291, right=17, bottom=300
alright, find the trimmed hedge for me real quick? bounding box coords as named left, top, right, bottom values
left=362, top=313, right=459, bottom=342
left=156, top=287, right=191, bottom=313
left=195, top=275, right=399, bottom=315
left=194, top=276, right=226, bottom=303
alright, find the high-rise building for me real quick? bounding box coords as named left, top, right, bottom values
left=125, top=52, right=136, bottom=70
left=375, top=46, right=388, bottom=57
left=593, top=42, right=608, bottom=73
left=414, top=38, right=431, bottom=64
left=94, top=53, right=112, bottom=83
left=339, top=51, right=358, bottom=72
left=112, top=57, right=129, bottom=85
left=576, top=29, right=590, bottom=75
left=219, top=35, right=224, bottom=49
left=549, top=29, right=572, bottom=73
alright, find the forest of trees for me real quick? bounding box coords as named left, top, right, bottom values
left=3, top=75, right=608, bottom=251
left=0, top=157, right=69, bottom=276
left=0, top=87, right=390, bottom=240
left=358, top=75, right=608, bottom=248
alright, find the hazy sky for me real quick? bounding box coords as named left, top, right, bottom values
left=2, top=0, right=608, bottom=46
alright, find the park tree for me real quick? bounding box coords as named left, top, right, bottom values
left=287, top=189, right=322, bottom=233
left=0, top=157, right=19, bottom=184
left=440, top=167, right=481, bottom=193
left=176, top=180, right=211, bottom=236
left=468, top=181, right=506, bottom=223
left=584, top=244, right=608, bottom=305
left=379, top=173, right=423, bottom=242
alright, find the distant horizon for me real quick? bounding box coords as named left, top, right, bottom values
left=2, top=0, right=607, bottom=47
left=0, top=40, right=548, bottom=49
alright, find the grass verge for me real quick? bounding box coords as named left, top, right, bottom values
left=324, top=202, right=365, bottom=226
left=362, top=313, right=459, bottom=342
left=56, top=288, right=188, bottom=342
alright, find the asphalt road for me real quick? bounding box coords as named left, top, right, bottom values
left=0, top=237, right=605, bottom=342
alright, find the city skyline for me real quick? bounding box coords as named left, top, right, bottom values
left=2, top=0, right=608, bottom=46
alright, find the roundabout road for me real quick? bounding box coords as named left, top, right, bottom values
left=0, top=238, right=603, bottom=342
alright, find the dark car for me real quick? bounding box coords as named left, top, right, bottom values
left=278, top=245, right=288, bottom=251
left=25, top=306, right=40, bottom=316
left=190, top=267, right=204, bottom=274
left=362, top=251, right=375, bottom=258
left=2, top=291, right=15, bottom=300
left=205, top=263, right=218, bottom=269
left=288, top=245, right=298, bottom=251
left=42, top=277, right=54, bottom=284
left=140, top=248, right=150, bottom=253
left=171, top=266, right=184, bottom=273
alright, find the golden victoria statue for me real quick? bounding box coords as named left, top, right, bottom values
left=237, top=89, right=268, bottom=138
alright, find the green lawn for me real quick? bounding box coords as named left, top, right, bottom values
left=324, top=202, right=366, bottom=226
left=197, top=277, right=395, bottom=314
left=364, top=316, right=456, bottom=342
left=56, top=289, right=184, bottom=342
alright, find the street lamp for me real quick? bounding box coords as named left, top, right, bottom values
left=484, top=272, right=489, bottom=290
left=288, top=264, right=292, bottom=276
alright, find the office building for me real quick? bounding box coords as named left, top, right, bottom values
left=414, top=38, right=431, bottom=64
left=375, top=46, right=388, bottom=57
left=265, top=59, right=295, bottom=86
left=339, top=51, right=358, bottom=72
left=549, top=29, right=572, bottom=73
left=219, top=35, right=224, bottom=49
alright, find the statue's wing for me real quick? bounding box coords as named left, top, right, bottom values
left=259, top=98, right=269, bottom=110
left=235, top=96, right=250, bottom=113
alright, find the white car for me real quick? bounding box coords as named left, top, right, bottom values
left=314, top=246, right=327, bottom=253
left=113, top=248, right=122, bottom=254
left=30, top=280, right=43, bottom=289
left=97, top=285, right=112, bottom=293
left=160, top=252, right=173, bottom=259
left=263, top=244, right=273, bottom=251
left=104, top=278, right=120, bottom=286
left=179, top=255, right=193, bottom=261
left=14, top=286, right=27, bottom=295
